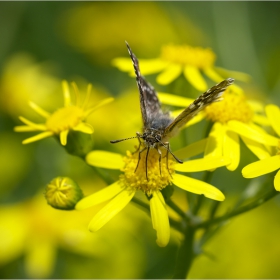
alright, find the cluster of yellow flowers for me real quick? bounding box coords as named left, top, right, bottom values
left=15, top=44, right=280, bottom=248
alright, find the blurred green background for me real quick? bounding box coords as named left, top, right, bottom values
left=1, top=2, right=280, bottom=278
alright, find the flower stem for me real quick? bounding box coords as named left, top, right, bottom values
left=172, top=225, right=195, bottom=279
left=195, top=187, right=278, bottom=229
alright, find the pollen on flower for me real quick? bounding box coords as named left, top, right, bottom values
left=120, top=149, right=175, bottom=195
left=46, top=106, right=84, bottom=134
left=204, top=89, right=253, bottom=123
left=160, top=44, right=216, bottom=69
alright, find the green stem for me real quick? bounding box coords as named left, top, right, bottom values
left=195, top=187, right=278, bottom=229
left=167, top=199, right=191, bottom=223
left=172, top=226, right=195, bottom=279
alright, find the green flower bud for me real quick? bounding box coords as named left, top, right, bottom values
left=45, top=177, right=83, bottom=210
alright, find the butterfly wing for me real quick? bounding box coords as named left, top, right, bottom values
left=126, top=42, right=162, bottom=128
left=164, top=78, right=234, bottom=139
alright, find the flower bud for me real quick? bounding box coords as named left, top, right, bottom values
left=45, top=177, right=83, bottom=210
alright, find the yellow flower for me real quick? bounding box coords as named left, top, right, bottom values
left=76, top=149, right=228, bottom=247
left=158, top=87, right=277, bottom=171
left=0, top=187, right=149, bottom=278
left=14, top=80, right=113, bottom=146
left=112, top=44, right=249, bottom=92
left=242, top=104, right=280, bottom=190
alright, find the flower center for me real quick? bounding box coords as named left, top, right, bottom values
left=204, top=90, right=253, bottom=123
left=160, top=44, right=216, bottom=69
left=120, top=149, right=175, bottom=195
left=46, top=106, right=84, bottom=133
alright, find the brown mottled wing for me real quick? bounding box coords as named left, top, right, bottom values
left=164, top=78, right=235, bottom=138
left=126, top=41, right=162, bottom=128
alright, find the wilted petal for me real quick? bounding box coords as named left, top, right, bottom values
left=76, top=181, right=124, bottom=210
left=172, top=173, right=225, bottom=201
left=86, top=150, right=124, bottom=169
left=88, top=189, right=135, bottom=232
left=184, top=65, right=207, bottom=91
left=265, top=104, right=280, bottom=137
left=150, top=190, right=170, bottom=247
left=156, top=63, right=182, bottom=85
left=242, top=155, right=280, bottom=178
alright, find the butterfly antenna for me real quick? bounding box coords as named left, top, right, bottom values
left=110, top=136, right=140, bottom=144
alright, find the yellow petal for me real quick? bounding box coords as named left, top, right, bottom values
left=172, top=173, right=225, bottom=201
left=241, top=135, right=271, bottom=160
left=265, top=104, right=280, bottom=137
left=204, top=122, right=224, bottom=158
left=22, top=131, right=54, bottom=144
left=274, top=170, right=280, bottom=191
left=242, top=155, right=280, bottom=178
left=25, top=238, right=56, bottom=278
left=136, top=59, right=169, bottom=75
left=28, top=101, right=50, bottom=118
left=247, top=100, right=265, bottom=113
left=86, top=150, right=124, bottom=169
left=184, top=65, right=207, bottom=91
left=203, top=67, right=224, bottom=83
left=156, top=63, right=182, bottom=85
left=150, top=190, right=170, bottom=247
left=213, top=66, right=251, bottom=82
left=174, top=138, right=207, bottom=159
left=157, top=92, right=194, bottom=107
left=88, top=189, right=135, bottom=232
left=223, top=129, right=240, bottom=171
left=227, top=120, right=279, bottom=146
left=60, top=130, right=68, bottom=146
left=84, top=97, right=114, bottom=116
left=252, top=114, right=270, bottom=126
left=18, top=116, right=47, bottom=131
left=73, top=122, right=94, bottom=134
left=112, top=57, right=133, bottom=71
left=62, top=80, right=71, bottom=107
left=75, top=181, right=124, bottom=210
left=175, top=157, right=230, bottom=172
left=14, top=125, right=40, bottom=132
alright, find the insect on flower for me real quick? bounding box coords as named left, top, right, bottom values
left=111, top=42, right=234, bottom=180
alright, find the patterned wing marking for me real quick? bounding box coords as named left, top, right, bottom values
left=164, top=78, right=234, bottom=138
left=126, top=41, right=162, bottom=127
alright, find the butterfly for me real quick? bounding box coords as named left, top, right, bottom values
left=111, top=41, right=234, bottom=180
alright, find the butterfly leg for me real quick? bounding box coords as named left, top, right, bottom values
left=157, top=148, right=162, bottom=176
left=135, top=146, right=147, bottom=173
left=164, top=142, right=172, bottom=178
left=132, top=132, right=142, bottom=154
left=145, top=147, right=150, bottom=181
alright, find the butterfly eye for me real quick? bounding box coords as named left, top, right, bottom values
left=156, top=134, right=162, bottom=141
